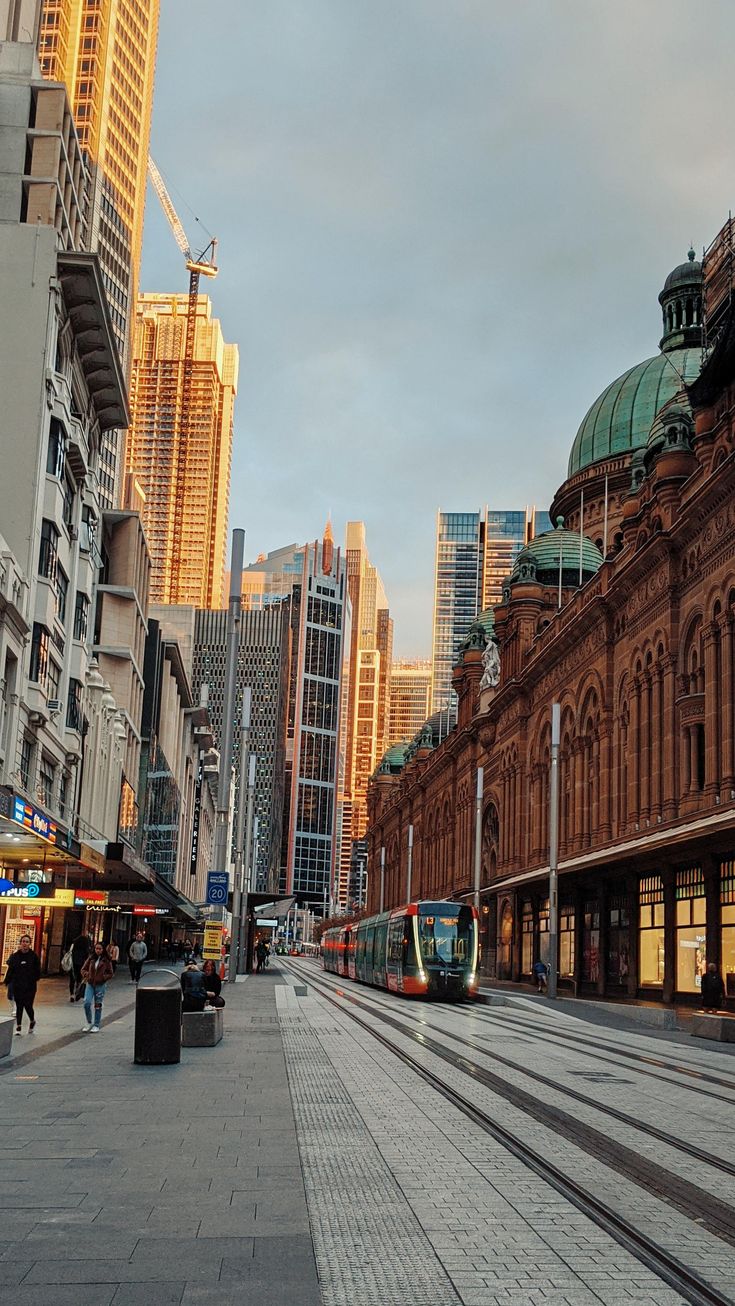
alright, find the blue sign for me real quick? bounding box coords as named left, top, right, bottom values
left=206, top=872, right=229, bottom=906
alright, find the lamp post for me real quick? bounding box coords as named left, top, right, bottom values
left=548, top=702, right=561, bottom=999
left=237, top=752, right=257, bottom=974
left=228, top=687, right=251, bottom=983
left=213, top=530, right=243, bottom=944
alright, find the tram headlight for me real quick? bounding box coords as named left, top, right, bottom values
left=468, top=972, right=477, bottom=988
left=418, top=969, right=426, bottom=983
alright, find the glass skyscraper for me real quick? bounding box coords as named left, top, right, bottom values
left=431, top=506, right=550, bottom=712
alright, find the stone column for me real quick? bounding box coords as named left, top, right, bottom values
left=573, top=738, right=584, bottom=851
left=628, top=680, right=640, bottom=829
left=651, top=668, right=663, bottom=820
left=599, top=719, right=613, bottom=839
left=721, top=616, right=735, bottom=798
left=640, top=672, right=651, bottom=823
left=662, top=655, right=678, bottom=821
left=704, top=624, right=720, bottom=799
left=689, top=725, right=700, bottom=795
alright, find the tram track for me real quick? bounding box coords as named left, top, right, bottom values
left=284, top=960, right=735, bottom=1306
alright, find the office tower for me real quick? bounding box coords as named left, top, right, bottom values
left=344, top=522, right=393, bottom=842
left=191, top=603, right=291, bottom=896
left=481, top=510, right=529, bottom=611
left=127, top=293, right=239, bottom=608
left=242, top=529, right=349, bottom=911
left=431, top=511, right=484, bottom=713
left=528, top=508, right=553, bottom=540
left=387, top=660, right=433, bottom=747
left=37, top=0, right=160, bottom=508
left=431, top=506, right=547, bottom=710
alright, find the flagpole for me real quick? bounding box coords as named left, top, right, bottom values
left=603, top=474, right=609, bottom=557
left=578, top=489, right=584, bottom=587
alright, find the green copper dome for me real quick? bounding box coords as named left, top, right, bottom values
left=568, top=347, right=702, bottom=477
left=474, top=608, right=495, bottom=637
left=511, top=520, right=603, bottom=585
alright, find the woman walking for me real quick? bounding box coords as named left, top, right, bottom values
left=4, top=934, right=41, bottom=1035
left=80, top=941, right=114, bottom=1032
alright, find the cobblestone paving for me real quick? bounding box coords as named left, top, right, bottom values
left=279, top=964, right=735, bottom=1305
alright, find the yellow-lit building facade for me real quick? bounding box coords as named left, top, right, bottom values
left=387, top=659, right=433, bottom=747
left=344, top=522, right=392, bottom=842
left=127, top=293, right=238, bottom=609
left=38, top=0, right=160, bottom=505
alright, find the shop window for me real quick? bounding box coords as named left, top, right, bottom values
left=538, top=897, right=549, bottom=966
left=676, top=866, right=706, bottom=993
left=721, top=861, right=735, bottom=998
left=560, top=904, right=575, bottom=978
left=582, top=900, right=600, bottom=983
left=607, top=895, right=631, bottom=985
left=521, top=900, right=533, bottom=974
left=639, top=876, right=665, bottom=986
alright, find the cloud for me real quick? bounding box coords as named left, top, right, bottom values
left=143, top=0, right=735, bottom=654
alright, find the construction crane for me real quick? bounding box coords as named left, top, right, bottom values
left=147, top=155, right=218, bottom=603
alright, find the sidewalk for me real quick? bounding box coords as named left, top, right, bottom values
left=0, top=968, right=319, bottom=1305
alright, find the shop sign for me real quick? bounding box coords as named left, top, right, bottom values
left=12, top=797, right=57, bottom=844
left=255, top=918, right=278, bottom=928
left=202, top=921, right=224, bottom=961
left=132, top=906, right=168, bottom=916
left=52, top=889, right=76, bottom=907
left=0, top=879, right=54, bottom=899
left=78, top=842, right=107, bottom=876
left=75, top=889, right=108, bottom=906
left=190, top=763, right=202, bottom=876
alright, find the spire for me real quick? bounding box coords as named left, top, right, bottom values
left=321, top=516, right=334, bottom=576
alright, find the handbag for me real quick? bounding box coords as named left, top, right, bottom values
left=61, top=947, right=74, bottom=973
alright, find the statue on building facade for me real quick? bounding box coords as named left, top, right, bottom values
left=480, top=638, right=501, bottom=691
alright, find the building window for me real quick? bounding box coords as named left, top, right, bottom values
left=639, top=876, right=665, bottom=986
left=607, top=895, right=630, bottom=985
left=59, top=771, right=69, bottom=820
left=521, top=899, right=533, bottom=974
left=39, top=756, right=55, bottom=809
left=676, top=866, right=706, bottom=993
left=46, top=418, right=66, bottom=478
left=29, top=624, right=49, bottom=686
left=73, top=592, right=89, bottom=641
left=39, top=519, right=59, bottom=582
left=66, top=678, right=83, bottom=732
left=560, top=904, right=575, bottom=978
left=19, top=735, right=33, bottom=790
left=720, top=861, right=735, bottom=999
left=582, top=900, right=600, bottom=983
left=62, top=475, right=75, bottom=530
left=538, top=897, right=549, bottom=966
left=56, top=567, right=68, bottom=626
left=47, top=657, right=61, bottom=704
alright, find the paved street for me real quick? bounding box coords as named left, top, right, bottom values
left=2, top=962, right=735, bottom=1305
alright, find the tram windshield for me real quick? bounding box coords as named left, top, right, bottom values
left=418, top=907, right=474, bottom=966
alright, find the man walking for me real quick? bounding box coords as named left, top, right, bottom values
left=128, top=932, right=147, bottom=983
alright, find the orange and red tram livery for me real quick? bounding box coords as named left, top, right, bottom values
left=322, top=900, right=479, bottom=999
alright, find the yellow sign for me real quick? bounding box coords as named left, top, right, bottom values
left=203, top=922, right=223, bottom=961
left=53, top=889, right=75, bottom=907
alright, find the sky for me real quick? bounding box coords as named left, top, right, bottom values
left=141, top=0, right=735, bottom=657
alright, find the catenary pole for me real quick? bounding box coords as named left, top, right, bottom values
left=228, top=686, right=251, bottom=983
left=473, top=765, right=484, bottom=916
left=380, top=845, right=385, bottom=913
left=548, top=702, right=561, bottom=999
left=214, top=531, right=243, bottom=952
left=406, top=823, right=414, bottom=902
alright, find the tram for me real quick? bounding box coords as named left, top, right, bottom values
left=322, top=900, right=479, bottom=999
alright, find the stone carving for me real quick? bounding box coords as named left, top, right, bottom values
left=480, top=639, right=501, bottom=690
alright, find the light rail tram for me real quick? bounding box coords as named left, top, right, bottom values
left=322, top=900, right=479, bottom=999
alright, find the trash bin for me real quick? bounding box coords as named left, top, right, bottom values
left=134, top=969, right=182, bottom=1065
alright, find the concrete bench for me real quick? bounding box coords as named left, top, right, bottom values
left=182, top=1007, right=223, bottom=1047
left=691, top=1013, right=735, bottom=1042
left=0, top=1016, right=13, bottom=1058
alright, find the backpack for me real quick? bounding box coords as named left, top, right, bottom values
left=61, top=947, right=74, bottom=973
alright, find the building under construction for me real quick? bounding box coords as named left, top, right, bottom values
left=126, top=292, right=239, bottom=608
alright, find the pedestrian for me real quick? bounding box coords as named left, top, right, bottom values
left=3, top=934, right=41, bottom=1035
left=180, top=961, right=207, bottom=1013
left=192, top=940, right=200, bottom=959
left=107, top=940, right=120, bottom=974
left=256, top=938, right=267, bottom=973
left=69, top=931, right=92, bottom=1003
left=202, top=959, right=225, bottom=1008
left=701, top=962, right=725, bottom=1012
left=80, top=941, right=114, bottom=1032
left=128, top=932, right=147, bottom=983
left=533, top=958, right=548, bottom=992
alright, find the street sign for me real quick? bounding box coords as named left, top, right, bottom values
left=206, top=872, right=229, bottom=906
